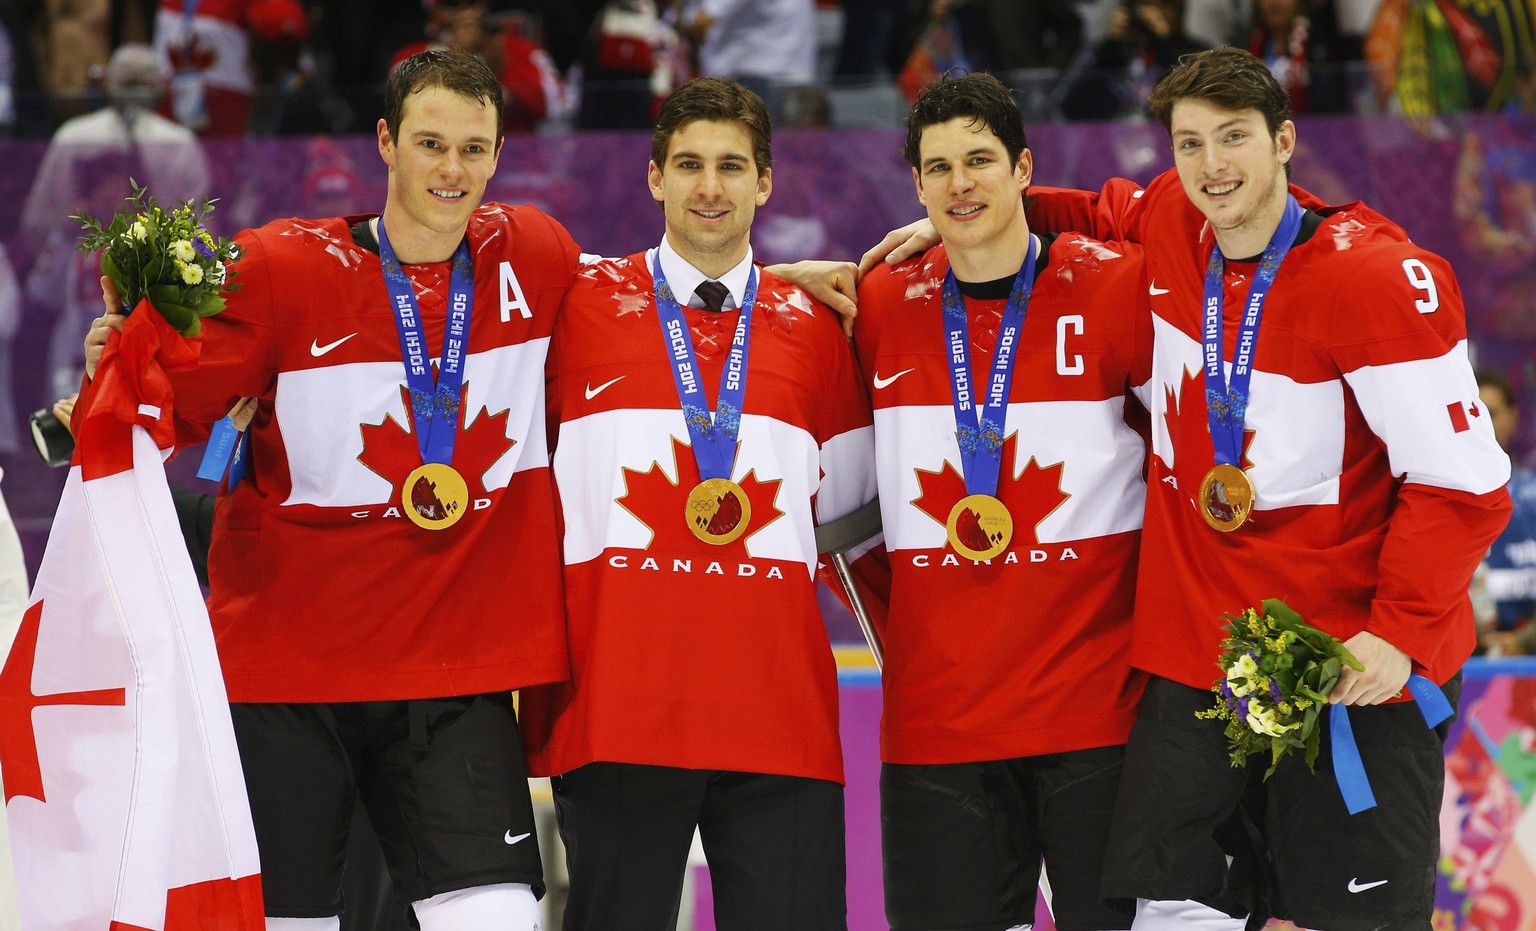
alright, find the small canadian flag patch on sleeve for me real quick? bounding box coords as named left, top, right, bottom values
left=1448, top=400, right=1479, bottom=433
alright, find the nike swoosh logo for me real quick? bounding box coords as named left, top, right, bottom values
left=1148, top=280, right=1171, bottom=296
left=1347, top=878, right=1388, bottom=893
left=310, top=333, right=358, bottom=356
left=872, top=368, right=915, bottom=390
left=585, top=376, right=626, bottom=400
left=504, top=831, right=531, bottom=845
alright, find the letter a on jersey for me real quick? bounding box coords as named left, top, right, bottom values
left=500, top=261, right=533, bottom=321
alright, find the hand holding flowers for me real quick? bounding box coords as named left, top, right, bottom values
left=74, top=181, right=239, bottom=338
left=1196, top=598, right=1364, bottom=778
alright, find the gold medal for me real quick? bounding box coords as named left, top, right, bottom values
left=1199, top=463, right=1255, bottom=532
left=945, top=494, right=1013, bottom=560
left=685, top=478, right=751, bottom=545
left=403, top=462, right=469, bottom=531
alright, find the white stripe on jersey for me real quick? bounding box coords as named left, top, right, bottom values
left=275, top=338, right=550, bottom=507
left=1151, top=315, right=1345, bottom=509
left=815, top=425, right=877, bottom=524
left=1343, top=339, right=1510, bottom=494
left=554, top=407, right=827, bottom=571
left=874, top=397, right=1145, bottom=550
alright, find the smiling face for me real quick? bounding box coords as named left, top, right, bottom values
left=377, top=83, right=502, bottom=262
left=648, top=118, right=772, bottom=279
left=1169, top=97, right=1295, bottom=257
left=913, top=115, right=1032, bottom=280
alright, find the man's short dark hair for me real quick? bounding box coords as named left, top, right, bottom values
left=383, top=49, right=504, bottom=145
left=651, top=78, right=773, bottom=173
left=903, top=73, right=1028, bottom=171
left=1477, top=367, right=1517, bottom=409
left=1149, top=47, right=1292, bottom=137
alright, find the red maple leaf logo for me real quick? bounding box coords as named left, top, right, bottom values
left=617, top=435, right=785, bottom=552
left=0, top=600, right=126, bottom=804
left=358, top=382, right=517, bottom=498
left=1162, top=366, right=1255, bottom=499
left=910, top=433, right=1069, bottom=548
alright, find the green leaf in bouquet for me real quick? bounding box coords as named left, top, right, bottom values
left=192, top=293, right=228, bottom=318
left=147, top=285, right=201, bottom=336
left=1261, top=598, right=1304, bottom=627
left=1265, top=740, right=1286, bottom=779
left=1304, top=726, right=1321, bottom=771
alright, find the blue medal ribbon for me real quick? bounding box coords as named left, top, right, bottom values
left=1329, top=673, right=1454, bottom=815
left=377, top=219, right=474, bottom=467
left=196, top=415, right=240, bottom=482
left=941, top=236, right=1037, bottom=498
left=651, top=256, right=758, bottom=482
left=1201, top=196, right=1304, bottom=470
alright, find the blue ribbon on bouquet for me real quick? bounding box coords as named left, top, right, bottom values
left=1329, top=673, right=1454, bottom=815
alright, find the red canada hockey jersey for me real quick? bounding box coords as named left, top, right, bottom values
left=854, top=237, right=1152, bottom=764
left=1031, top=171, right=1512, bottom=690
left=167, top=206, right=580, bottom=702
left=521, top=249, right=876, bottom=784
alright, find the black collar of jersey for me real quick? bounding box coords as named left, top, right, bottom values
left=1226, top=209, right=1324, bottom=263
left=351, top=218, right=380, bottom=255
left=954, top=232, right=1058, bottom=300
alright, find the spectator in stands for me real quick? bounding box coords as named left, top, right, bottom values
left=246, top=0, right=351, bottom=135
left=154, top=0, right=309, bottom=136
left=1183, top=0, right=1251, bottom=48
left=833, top=0, right=927, bottom=81
left=955, top=0, right=1083, bottom=76
left=391, top=0, right=571, bottom=133
left=33, top=0, right=112, bottom=125
left=20, top=43, right=209, bottom=403
left=1062, top=0, right=1206, bottom=120
left=572, top=0, right=674, bottom=129
left=1477, top=367, right=1536, bottom=656
left=1247, top=0, right=1350, bottom=113
left=680, top=0, right=816, bottom=122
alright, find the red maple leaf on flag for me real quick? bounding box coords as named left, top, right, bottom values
left=617, top=435, right=785, bottom=552
left=910, top=433, right=1070, bottom=548
left=0, top=600, right=126, bottom=803
left=358, top=383, right=517, bottom=498
left=1162, top=366, right=1255, bottom=499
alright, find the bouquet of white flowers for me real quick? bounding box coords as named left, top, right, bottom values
left=1196, top=598, right=1363, bottom=778
left=74, top=181, right=240, bottom=337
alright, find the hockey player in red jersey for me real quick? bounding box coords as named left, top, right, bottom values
left=853, top=72, right=1150, bottom=931
left=519, top=78, right=876, bottom=931
left=82, top=50, right=570, bottom=930
left=1024, top=49, right=1513, bottom=931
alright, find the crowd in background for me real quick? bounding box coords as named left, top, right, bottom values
left=0, top=0, right=1533, bottom=143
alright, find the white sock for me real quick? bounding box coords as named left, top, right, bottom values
left=1132, top=898, right=1245, bottom=931
left=265, top=920, right=340, bottom=931
left=413, top=882, right=540, bottom=931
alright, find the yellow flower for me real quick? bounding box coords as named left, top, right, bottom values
left=181, top=262, right=204, bottom=285
left=170, top=239, right=196, bottom=262
left=128, top=220, right=148, bottom=241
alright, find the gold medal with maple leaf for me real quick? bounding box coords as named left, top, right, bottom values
left=685, top=478, right=752, bottom=545
left=945, top=493, right=1013, bottom=560
left=619, top=436, right=784, bottom=551
left=1198, top=463, right=1255, bottom=532
left=1163, top=367, right=1258, bottom=528
left=358, top=384, right=518, bottom=528
left=913, top=433, right=1068, bottom=557
left=402, top=462, right=469, bottom=530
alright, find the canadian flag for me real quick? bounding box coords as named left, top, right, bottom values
left=0, top=306, right=263, bottom=929
left=1448, top=400, right=1480, bottom=433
